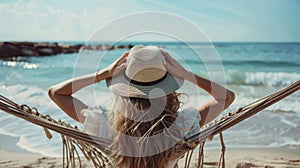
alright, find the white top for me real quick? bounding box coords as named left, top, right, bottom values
left=83, top=106, right=201, bottom=138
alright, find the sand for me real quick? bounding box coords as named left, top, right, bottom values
left=178, top=147, right=300, bottom=168
left=0, top=134, right=299, bottom=168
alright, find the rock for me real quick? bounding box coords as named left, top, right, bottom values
left=117, top=44, right=133, bottom=49
left=34, top=42, right=61, bottom=55
left=236, top=162, right=257, bottom=168
left=0, top=42, right=37, bottom=57
left=61, top=44, right=83, bottom=54
left=79, top=44, right=133, bottom=51
left=107, top=45, right=115, bottom=50
left=79, top=44, right=115, bottom=51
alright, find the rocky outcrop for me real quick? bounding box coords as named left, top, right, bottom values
left=79, top=44, right=115, bottom=51
left=0, top=42, right=83, bottom=58
left=0, top=42, right=134, bottom=58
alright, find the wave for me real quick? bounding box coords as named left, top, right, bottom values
left=0, top=84, right=76, bottom=157
left=176, top=59, right=300, bottom=66
left=227, top=71, right=300, bottom=87
left=223, top=60, right=300, bottom=68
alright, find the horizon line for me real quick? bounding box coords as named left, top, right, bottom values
left=1, top=40, right=300, bottom=44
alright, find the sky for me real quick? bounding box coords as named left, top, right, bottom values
left=0, top=0, right=299, bottom=42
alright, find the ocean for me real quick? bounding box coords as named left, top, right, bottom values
left=0, top=42, right=299, bottom=156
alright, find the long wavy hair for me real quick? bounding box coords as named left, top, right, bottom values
left=107, top=92, right=183, bottom=168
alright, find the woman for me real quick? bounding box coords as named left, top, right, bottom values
left=48, top=45, right=235, bottom=168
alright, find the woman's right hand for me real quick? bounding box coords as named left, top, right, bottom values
left=161, top=50, right=190, bottom=79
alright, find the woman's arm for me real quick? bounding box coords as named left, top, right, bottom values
left=185, top=73, right=235, bottom=126
left=162, top=50, right=235, bottom=126
left=48, top=72, right=102, bottom=122
left=48, top=52, right=128, bottom=123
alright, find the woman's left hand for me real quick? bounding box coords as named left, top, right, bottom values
left=97, top=52, right=129, bottom=80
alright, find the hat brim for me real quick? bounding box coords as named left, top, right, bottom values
left=106, top=71, right=184, bottom=99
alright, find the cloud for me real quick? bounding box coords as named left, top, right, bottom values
left=0, top=0, right=116, bottom=41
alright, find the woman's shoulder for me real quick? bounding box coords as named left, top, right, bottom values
left=82, top=105, right=109, bottom=137
left=82, top=106, right=108, bottom=117
left=175, top=107, right=201, bottom=137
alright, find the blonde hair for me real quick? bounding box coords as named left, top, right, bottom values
left=107, top=92, right=182, bottom=168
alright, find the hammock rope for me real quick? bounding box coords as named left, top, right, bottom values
left=184, top=80, right=299, bottom=144
left=0, top=80, right=299, bottom=168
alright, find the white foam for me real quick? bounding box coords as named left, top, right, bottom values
left=2, top=61, right=39, bottom=69
left=227, top=71, right=300, bottom=87
left=245, top=72, right=300, bottom=87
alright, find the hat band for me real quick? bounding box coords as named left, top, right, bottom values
left=124, top=72, right=168, bottom=86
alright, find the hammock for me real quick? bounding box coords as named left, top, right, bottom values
left=0, top=80, right=299, bottom=168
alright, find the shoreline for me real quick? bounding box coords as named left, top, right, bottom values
left=0, top=133, right=30, bottom=154
left=1, top=133, right=299, bottom=167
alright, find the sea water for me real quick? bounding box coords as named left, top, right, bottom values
left=0, top=42, right=299, bottom=156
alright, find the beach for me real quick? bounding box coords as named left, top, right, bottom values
left=1, top=0, right=299, bottom=167
left=1, top=134, right=299, bottom=168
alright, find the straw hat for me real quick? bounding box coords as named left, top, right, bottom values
left=106, top=45, right=184, bottom=99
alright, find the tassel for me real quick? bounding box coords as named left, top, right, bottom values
left=43, top=127, right=52, bottom=139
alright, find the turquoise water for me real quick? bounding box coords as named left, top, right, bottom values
left=0, top=42, right=299, bottom=156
